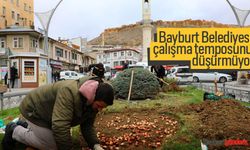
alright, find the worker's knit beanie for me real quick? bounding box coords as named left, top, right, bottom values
left=94, top=83, right=114, bottom=105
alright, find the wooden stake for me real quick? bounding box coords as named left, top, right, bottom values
left=128, top=70, right=134, bottom=102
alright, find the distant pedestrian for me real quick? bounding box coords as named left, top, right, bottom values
left=52, top=71, right=55, bottom=83
left=10, top=65, right=18, bottom=88
left=4, top=72, right=8, bottom=86
left=123, top=61, right=129, bottom=70
left=56, top=71, right=60, bottom=81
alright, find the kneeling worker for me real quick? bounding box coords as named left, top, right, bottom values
left=2, top=76, right=114, bottom=150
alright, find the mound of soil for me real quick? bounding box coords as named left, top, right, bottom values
left=188, top=99, right=250, bottom=141
left=93, top=109, right=179, bottom=150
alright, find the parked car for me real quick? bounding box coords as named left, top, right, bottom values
left=112, top=71, right=122, bottom=79
left=60, top=71, right=84, bottom=80
left=104, top=72, right=111, bottom=80
left=167, top=66, right=193, bottom=82
left=128, top=64, right=148, bottom=69
left=193, top=72, right=232, bottom=83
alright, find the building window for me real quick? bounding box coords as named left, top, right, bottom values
left=134, top=52, right=137, bottom=57
left=24, top=18, right=27, bottom=26
left=75, top=53, right=77, bottom=60
left=2, top=7, right=6, bottom=16
left=99, top=55, right=101, bottom=59
left=113, top=52, right=117, bottom=57
left=17, top=14, right=20, bottom=21
left=13, top=37, right=23, bottom=48
left=72, top=53, right=77, bottom=60
left=24, top=3, right=27, bottom=11
left=16, top=0, right=19, bottom=6
left=11, top=11, right=15, bottom=19
left=22, top=59, right=37, bottom=82
left=30, top=38, right=38, bottom=48
left=114, top=61, right=119, bottom=66
left=106, top=53, right=110, bottom=58
left=11, top=0, right=14, bottom=4
left=55, top=47, right=63, bottom=57
left=29, top=6, right=31, bottom=13
left=120, top=61, right=125, bottom=65
left=121, top=51, right=124, bottom=56
left=0, top=38, right=5, bottom=48
left=65, top=51, right=67, bottom=58
left=127, top=51, right=132, bottom=56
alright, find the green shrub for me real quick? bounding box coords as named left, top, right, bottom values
left=111, top=68, right=160, bottom=100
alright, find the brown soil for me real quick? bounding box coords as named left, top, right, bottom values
left=94, top=108, right=179, bottom=150
left=80, top=99, right=250, bottom=150
left=186, top=99, right=250, bottom=140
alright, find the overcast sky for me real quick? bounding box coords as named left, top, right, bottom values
left=34, top=0, right=250, bottom=40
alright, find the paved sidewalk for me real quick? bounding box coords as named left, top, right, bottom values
left=4, top=88, right=34, bottom=94
left=225, top=81, right=250, bottom=89
left=1, top=88, right=34, bottom=110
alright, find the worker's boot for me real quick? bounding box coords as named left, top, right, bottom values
left=2, top=122, right=17, bottom=150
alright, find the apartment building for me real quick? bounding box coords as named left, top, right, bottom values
left=0, top=27, right=93, bottom=88
left=57, top=38, right=94, bottom=72
left=51, top=40, right=84, bottom=72
left=0, top=0, right=34, bottom=29
left=69, top=37, right=88, bottom=53
left=96, top=48, right=140, bottom=68
left=0, top=27, right=47, bottom=88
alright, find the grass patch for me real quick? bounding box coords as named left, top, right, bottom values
left=162, top=113, right=201, bottom=150
left=162, top=132, right=201, bottom=150
left=104, top=86, right=204, bottom=113
left=237, top=100, right=250, bottom=107
left=0, top=107, right=20, bottom=123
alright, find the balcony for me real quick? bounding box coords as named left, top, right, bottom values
left=35, top=48, right=48, bottom=56
left=0, top=48, right=12, bottom=57
left=70, top=59, right=77, bottom=64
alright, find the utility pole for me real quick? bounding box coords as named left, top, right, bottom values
left=226, top=0, right=250, bottom=84
left=35, top=0, right=63, bottom=84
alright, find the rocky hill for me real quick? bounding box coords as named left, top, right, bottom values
left=88, top=19, right=233, bottom=47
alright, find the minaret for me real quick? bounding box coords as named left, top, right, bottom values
left=142, top=0, right=153, bottom=64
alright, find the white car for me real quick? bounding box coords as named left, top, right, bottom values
left=104, top=72, right=111, bottom=80
left=193, top=72, right=232, bottom=83
left=60, top=71, right=84, bottom=80
left=167, top=66, right=193, bottom=82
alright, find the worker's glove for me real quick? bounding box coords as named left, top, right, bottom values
left=93, top=144, right=104, bottom=150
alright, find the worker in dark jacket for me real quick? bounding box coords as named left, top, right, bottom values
left=88, top=63, right=105, bottom=78
left=10, top=65, right=18, bottom=88
left=151, top=65, right=165, bottom=87
left=2, top=76, right=114, bottom=150
left=4, top=72, right=8, bottom=86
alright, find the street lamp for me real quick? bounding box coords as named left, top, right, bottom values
left=35, top=0, right=63, bottom=54
left=226, top=0, right=250, bottom=84
left=226, top=0, right=250, bottom=27
left=35, top=0, right=63, bottom=83
left=7, top=48, right=11, bottom=92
